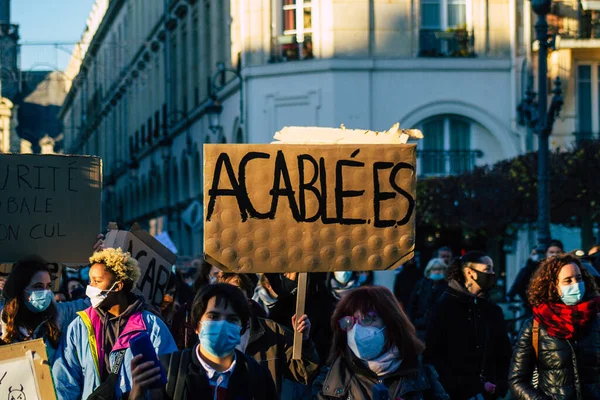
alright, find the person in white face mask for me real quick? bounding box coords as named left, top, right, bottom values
left=327, top=271, right=360, bottom=300
left=0, top=256, right=90, bottom=363
left=509, top=254, right=600, bottom=399
left=316, top=286, right=448, bottom=400
left=52, top=247, right=177, bottom=400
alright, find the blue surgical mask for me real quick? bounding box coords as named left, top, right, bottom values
left=199, top=320, right=242, bottom=357
left=560, top=282, right=585, bottom=306
left=430, top=273, right=445, bottom=281
left=334, top=271, right=353, bottom=284
left=25, top=290, right=53, bottom=313
left=347, top=324, right=386, bottom=360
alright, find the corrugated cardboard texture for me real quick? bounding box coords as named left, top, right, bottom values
left=204, top=144, right=416, bottom=273
left=0, top=154, right=102, bottom=263
left=0, top=339, right=56, bottom=400
left=104, top=223, right=176, bottom=305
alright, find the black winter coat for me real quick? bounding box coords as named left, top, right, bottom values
left=407, top=278, right=447, bottom=340
left=509, top=317, right=600, bottom=400
left=156, top=348, right=279, bottom=399
left=424, top=281, right=513, bottom=400
left=268, top=286, right=336, bottom=365
left=316, top=349, right=449, bottom=400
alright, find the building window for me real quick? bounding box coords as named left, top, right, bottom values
left=272, top=0, right=313, bottom=62
left=180, top=20, right=188, bottom=115
left=418, top=115, right=477, bottom=176
left=576, top=64, right=600, bottom=142
left=420, top=0, right=474, bottom=57
left=192, top=7, right=200, bottom=107
left=170, top=31, right=178, bottom=119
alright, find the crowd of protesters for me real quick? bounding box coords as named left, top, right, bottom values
left=0, top=233, right=598, bottom=400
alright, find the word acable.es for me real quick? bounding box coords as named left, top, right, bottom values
left=206, top=148, right=415, bottom=227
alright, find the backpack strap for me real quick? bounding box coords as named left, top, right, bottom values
left=164, top=349, right=192, bottom=399
left=532, top=319, right=540, bottom=358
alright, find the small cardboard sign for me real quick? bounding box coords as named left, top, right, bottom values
left=0, top=154, right=102, bottom=263
left=0, top=339, right=56, bottom=400
left=104, top=223, right=176, bottom=305
left=203, top=143, right=416, bottom=273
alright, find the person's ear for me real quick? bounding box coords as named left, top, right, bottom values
left=114, top=281, right=125, bottom=292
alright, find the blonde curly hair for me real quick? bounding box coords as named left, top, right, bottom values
left=89, top=247, right=141, bottom=285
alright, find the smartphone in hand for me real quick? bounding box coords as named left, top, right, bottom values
left=130, top=332, right=167, bottom=388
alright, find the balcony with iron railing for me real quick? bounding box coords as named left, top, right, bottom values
left=417, top=149, right=484, bottom=177
left=548, top=0, right=600, bottom=46
left=419, top=29, right=476, bottom=57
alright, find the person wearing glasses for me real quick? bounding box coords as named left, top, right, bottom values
left=128, top=283, right=278, bottom=399
left=316, top=285, right=448, bottom=400
left=0, top=256, right=90, bottom=362
left=424, top=251, right=513, bottom=400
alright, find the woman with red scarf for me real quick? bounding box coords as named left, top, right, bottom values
left=509, top=254, right=600, bottom=399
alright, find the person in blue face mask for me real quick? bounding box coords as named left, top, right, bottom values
left=315, top=285, right=448, bottom=399
left=0, top=256, right=90, bottom=363
left=406, top=258, right=448, bottom=341
left=509, top=253, right=600, bottom=400
left=129, top=283, right=278, bottom=400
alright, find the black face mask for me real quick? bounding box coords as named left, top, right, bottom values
left=469, top=268, right=497, bottom=292
left=279, top=276, right=298, bottom=297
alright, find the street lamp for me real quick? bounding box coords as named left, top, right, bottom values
left=210, top=61, right=244, bottom=141
left=206, top=101, right=223, bottom=135
left=517, top=0, right=564, bottom=254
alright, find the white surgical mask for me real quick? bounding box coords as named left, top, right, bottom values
left=86, top=282, right=119, bottom=309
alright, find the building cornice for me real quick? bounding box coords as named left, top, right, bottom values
left=244, top=58, right=513, bottom=79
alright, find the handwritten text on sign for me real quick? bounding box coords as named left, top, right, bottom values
left=203, top=144, right=417, bottom=273
left=0, top=155, right=102, bottom=263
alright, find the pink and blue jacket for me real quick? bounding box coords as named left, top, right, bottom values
left=52, top=306, right=177, bottom=399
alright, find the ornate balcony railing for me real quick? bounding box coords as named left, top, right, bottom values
left=419, top=29, right=476, bottom=57
left=548, top=1, right=600, bottom=40
left=417, top=149, right=484, bottom=177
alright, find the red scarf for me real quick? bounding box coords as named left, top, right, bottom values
left=532, top=297, right=600, bottom=339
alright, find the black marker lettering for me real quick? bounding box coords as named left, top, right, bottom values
left=17, top=165, right=32, bottom=189
left=389, top=162, right=415, bottom=226
left=238, top=152, right=271, bottom=219
left=68, top=163, right=78, bottom=192
left=206, top=153, right=248, bottom=222
left=297, top=154, right=321, bottom=222
left=319, top=157, right=337, bottom=224
left=335, top=152, right=366, bottom=225
left=269, top=151, right=301, bottom=220
left=373, top=162, right=396, bottom=228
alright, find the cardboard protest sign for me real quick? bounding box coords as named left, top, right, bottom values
left=0, top=154, right=102, bottom=263
left=0, top=339, right=56, bottom=400
left=104, top=223, right=176, bottom=305
left=203, top=141, right=417, bottom=273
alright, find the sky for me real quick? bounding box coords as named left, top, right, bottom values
left=13, top=0, right=96, bottom=71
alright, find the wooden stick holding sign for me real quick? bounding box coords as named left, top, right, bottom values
left=292, top=272, right=308, bottom=360
left=203, top=123, right=421, bottom=361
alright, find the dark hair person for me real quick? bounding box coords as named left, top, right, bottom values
left=129, top=283, right=278, bottom=399
left=509, top=254, right=600, bottom=399
left=220, top=273, right=319, bottom=395
left=53, top=248, right=177, bottom=399
left=316, top=286, right=448, bottom=399
left=424, top=251, right=512, bottom=400
left=0, top=256, right=89, bottom=362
